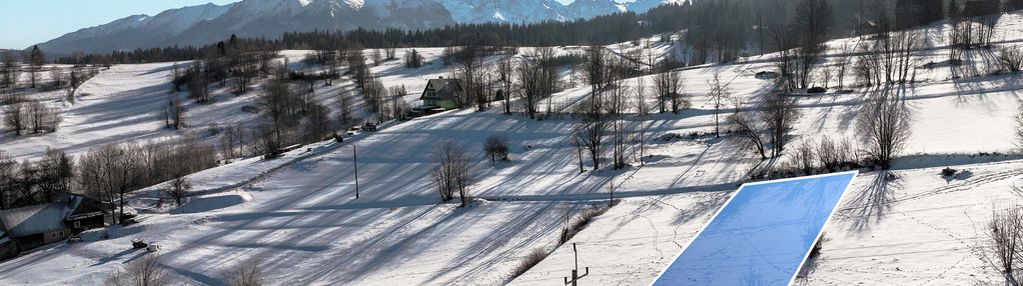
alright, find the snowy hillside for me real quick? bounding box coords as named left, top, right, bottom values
left=9, top=8, right=1023, bottom=286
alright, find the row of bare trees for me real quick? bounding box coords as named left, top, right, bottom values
left=78, top=138, right=217, bottom=224
left=723, top=86, right=909, bottom=173
left=854, top=31, right=919, bottom=86
left=104, top=255, right=264, bottom=286
left=3, top=99, right=62, bottom=135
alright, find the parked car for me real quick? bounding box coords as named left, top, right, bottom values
left=363, top=122, right=378, bottom=131
left=345, top=126, right=361, bottom=136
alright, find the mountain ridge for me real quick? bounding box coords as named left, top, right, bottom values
left=35, top=0, right=683, bottom=55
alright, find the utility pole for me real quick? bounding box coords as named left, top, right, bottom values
left=564, top=243, right=589, bottom=286
left=353, top=144, right=360, bottom=199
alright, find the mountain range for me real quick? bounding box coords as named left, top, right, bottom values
left=35, top=0, right=684, bottom=55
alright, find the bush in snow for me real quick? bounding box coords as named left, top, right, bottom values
left=103, top=254, right=174, bottom=286
left=511, top=248, right=550, bottom=278
left=999, top=46, right=1023, bottom=73
left=560, top=205, right=612, bottom=245
left=224, top=260, right=263, bottom=286
left=940, top=167, right=957, bottom=177
left=483, top=135, right=510, bottom=164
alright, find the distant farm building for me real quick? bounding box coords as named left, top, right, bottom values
left=0, top=194, right=105, bottom=258
left=856, top=21, right=879, bottom=36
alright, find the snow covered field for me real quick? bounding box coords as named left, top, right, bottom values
left=6, top=12, right=1023, bottom=286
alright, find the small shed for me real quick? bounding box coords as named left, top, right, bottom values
left=420, top=77, right=462, bottom=110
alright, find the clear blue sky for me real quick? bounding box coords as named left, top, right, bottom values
left=0, top=0, right=596, bottom=50
left=0, top=0, right=242, bottom=50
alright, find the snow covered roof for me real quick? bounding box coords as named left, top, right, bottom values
left=0, top=203, right=69, bottom=238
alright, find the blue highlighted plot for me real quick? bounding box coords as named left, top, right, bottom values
left=652, top=171, right=857, bottom=286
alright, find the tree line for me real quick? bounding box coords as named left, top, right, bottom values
left=0, top=137, right=217, bottom=222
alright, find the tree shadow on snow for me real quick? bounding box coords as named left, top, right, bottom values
left=844, top=171, right=901, bottom=233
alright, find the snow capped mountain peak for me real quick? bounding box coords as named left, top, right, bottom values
left=345, top=0, right=365, bottom=10
left=34, top=0, right=685, bottom=55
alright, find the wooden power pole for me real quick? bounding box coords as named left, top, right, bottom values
left=353, top=144, right=360, bottom=199
left=564, top=243, right=589, bottom=286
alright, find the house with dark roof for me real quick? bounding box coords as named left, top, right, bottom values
left=420, top=77, right=462, bottom=110
left=0, top=194, right=105, bottom=253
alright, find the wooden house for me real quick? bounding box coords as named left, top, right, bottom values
left=420, top=77, right=462, bottom=110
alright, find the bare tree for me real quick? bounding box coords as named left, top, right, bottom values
left=708, top=73, right=731, bottom=136
left=517, top=55, right=543, bottom=119
left=484, top=135, right=510, bottom=164
left=792, top=0, right=832, bottom=90
left=571, top=130, right=586, bottom=173
left=987, top=206, right=1023, bottom=286
left=653, top=65, right=685, bottom=113
left=338, top=89, right=354, bottom=125
left=433, top=140, right=471, bottom=207
left=49, top=67, right=64, bottom=87
left=164, top=93, right=184, bottom=129
left=303, top=103, right=332, bottom=143
left=257, top=79, right=290, bottom=151
left=834, top=43, right=851, bottom=89
left=25, top=100, right=60, bottom=133
left=608, top=80, right=631, bottom=169
left=225, top=260, right=263, bottom=286
left=167, top=176, right=191, bottom=206
left=497, top=58, right=514, bottom=114
left=730, top=111, right=768, bottom=159
left=535, top=47, right=558, bottom=115
left=454, top=46, right=485, bottom=110
left=388, top=85, right=408, bottom=120
left=763, top=95, right=800, bottom=158
left=857, top=88, right=912, bottom=169
left=769, top=27, right=798, bottom=90
left=635, top=76, right=649, bottom=165
left=585, top=45, right=609, bottom=101
left=3, top=102, right=25, bottom=135
left=104, top=254, right=173, bottom=286
left=221, top=125, right=246, bottom=159
left=575, top=99, right=608, bottom=170
left=1, top=51, right=20, bottom=89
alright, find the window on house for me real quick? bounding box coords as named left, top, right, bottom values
left=74, top=221, right=81, bottom=228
